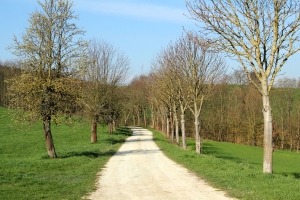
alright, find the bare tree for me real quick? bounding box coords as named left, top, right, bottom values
left=186, top=0, right=300, bottom=173
left=229, top=69, right=249, bottom=85
left=150, top=67, right=173, bottom=140
left=83, top=39, right=129, bottom=141
left=275, top=77, right=298, bottom=88
left=7, top=0, right=88, bottom=158
left=158, top=41, right=191, bottom=149
left=177, top=33, right=227, bottom=153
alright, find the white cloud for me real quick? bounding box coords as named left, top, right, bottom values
left=74, top=0, right=189, bottom=23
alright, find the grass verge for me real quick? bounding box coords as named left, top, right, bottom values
left=149, top=128, right=300, bottom=200
left=0, top=107, right=132, bottom=200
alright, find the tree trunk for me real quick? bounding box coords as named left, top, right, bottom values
left=108, top=122, right=113, bottom=134
left=144, top=110, right=147, bottom=126
left=166, top=114, right=170, bottom=139
left=193, top=99, right=203, bottom=154
left=137, top=111, right=140, bottom=126
left=181, top=113, right=186, bottom=150
left=170, top=111, right=174, bottom=143
left=113, top=120, right=116, bottom=131
left=175, top=123, right=179, bottom=145
left=161, top=117, right=165, bottom=133
left=43, top=116, right=57, bottom=158
left=195, top=116, right=201, bottom=154
left=133, top=114, right=136, bottom=126
left=91, top=115, right=98, bottom=143
left=175, top=113, right=179, bottom=146
left=156, top=116, right=160, bottom=130
left=151, top=110, right=155, bottom=128
left=262, top=82, right=273, bottom=173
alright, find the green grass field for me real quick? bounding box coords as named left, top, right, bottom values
left=0, top=107, right=132, bottom=200
left=150, top=128, right=300, bottom=200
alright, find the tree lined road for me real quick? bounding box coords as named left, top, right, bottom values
left=87, top=127, right=234, bottom=200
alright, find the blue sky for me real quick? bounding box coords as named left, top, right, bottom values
left=1, top=0, right=299, bottom=80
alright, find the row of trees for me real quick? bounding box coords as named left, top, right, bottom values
left=150, top=32, right=227, bottom=153
left=127, top=70, right=300, bottom=152
left=4, top=0, right=130, bottom=158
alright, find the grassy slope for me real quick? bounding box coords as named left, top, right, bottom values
left=150, top=128, right=300, bottom=200
left=0, top=107, right=132, bottom=200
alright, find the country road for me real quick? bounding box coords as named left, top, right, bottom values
left=87, top=127, right=235, bottom=200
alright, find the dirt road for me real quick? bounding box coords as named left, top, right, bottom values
left=87, top=127, right=234, bottom=200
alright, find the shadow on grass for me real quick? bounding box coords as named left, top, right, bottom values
left=202, top=142, right=260, bottom=166
left=280, top=172, right=300, bottom=179
left=293, top=173, right=300, bottom=179
left=113, top=127, right=133, bottom=136
left=60, top=149, right=117, bottom=158
left=202, top=142, right=221, bottom=154
left=152, top=137, right=172, bottom=148
left=105, top=137, right=126, bottom=144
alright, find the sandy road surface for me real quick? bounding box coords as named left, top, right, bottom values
left=87, top=127, right=234, bottom=200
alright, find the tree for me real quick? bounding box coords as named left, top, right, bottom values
left=151, top=50, right=181, bottom=144
left=187, top=0, right=300, bottom=173
left=83, top=39, right=129, bottom=141
left=7, top=0, right=88, bottom=158
left=177, top=33, right=226, bottom=153
left=129, top=75, right=150, bottom=127
left=162, top=40, right=191, bottom=148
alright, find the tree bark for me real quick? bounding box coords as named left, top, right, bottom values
left=181, top=113, right=186, bottom=150
left=170, top=111, right=174, bottom=143
left=91, top=115, right=98, bottom=143
left=166, top=113, right=170, bottom=139
left=195, top=117, right=201, bottom=154
left=262, top=82, right=273, bottom=173
left=175, top=113, right=179, bottom=146
left=151, top=109, right=155, bottom=128
left=113, top=120, right=116, bottom=131
left=161, top=117, right=165, bottom=133
left=143, top=110, right=147, bottom=127
left=43, top=115, right=57, bottom=158
left=137, top=111, right=140, bottom=126
left=108, top=122, right=113, bottom=134
left=193, top=99, right=203, bottom=154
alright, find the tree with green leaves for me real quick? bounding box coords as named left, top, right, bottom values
left=7, top=0, right=89, bottom=158
left=187, top=0, right=300, bottom=173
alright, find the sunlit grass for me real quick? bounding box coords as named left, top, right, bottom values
left=0, top=107, right=132, bottom=199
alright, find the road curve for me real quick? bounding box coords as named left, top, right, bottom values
left=87, top=127, right=235, bottom=200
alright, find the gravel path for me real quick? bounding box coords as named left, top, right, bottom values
left=87, top=127, right=235, bottom=200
